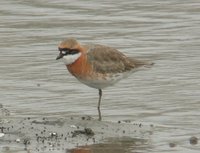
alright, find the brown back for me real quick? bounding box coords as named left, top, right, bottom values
left=87, top=44, right=138, bottom=74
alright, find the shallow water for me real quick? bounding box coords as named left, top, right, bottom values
left=0, top=0, right=200, bottom=152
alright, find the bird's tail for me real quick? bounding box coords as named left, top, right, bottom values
left=129, top=57, right=155, bottom=68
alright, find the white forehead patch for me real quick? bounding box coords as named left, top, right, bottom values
left=62, top=52, right=81, bottom=65
left=61, top=51, right=67, bottom=54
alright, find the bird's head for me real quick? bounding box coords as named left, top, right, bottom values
left=56, top=38, right=82, bottom=65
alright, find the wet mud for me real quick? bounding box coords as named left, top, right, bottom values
left=0, top=104, right=153, bottom=153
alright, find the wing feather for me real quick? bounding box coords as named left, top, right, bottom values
left=87, top=44, right=136, bottom=74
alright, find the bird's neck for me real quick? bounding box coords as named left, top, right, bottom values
left=66, top=47, right=92, bottom=79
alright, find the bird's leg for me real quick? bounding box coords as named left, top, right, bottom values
left=98, top=89, right=102, bottom=121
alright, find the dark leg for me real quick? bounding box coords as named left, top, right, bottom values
left=98, top=89, right=102, bottom=121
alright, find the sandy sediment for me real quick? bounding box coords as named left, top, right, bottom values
left=0, top=104, right=153, bottom=153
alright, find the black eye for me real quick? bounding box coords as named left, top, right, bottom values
left=58, top=48, right=69, bottom=54
left=58, top=48, right=79, bottom=55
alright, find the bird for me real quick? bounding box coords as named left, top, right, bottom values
left=56, top=38, right=154, bottom=121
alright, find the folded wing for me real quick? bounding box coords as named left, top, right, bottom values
left=87, top=44, right=151, bottom=74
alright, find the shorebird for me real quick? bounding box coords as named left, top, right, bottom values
left=56, top=38, right=153, bottom=121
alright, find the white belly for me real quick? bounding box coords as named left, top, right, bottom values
left=77, top=70, right=136, bottom=89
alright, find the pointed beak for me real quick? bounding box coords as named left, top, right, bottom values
left=56, top=53, right=63, bottom=60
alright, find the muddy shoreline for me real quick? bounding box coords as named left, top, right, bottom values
left=0, top=105, right=153, bottom=153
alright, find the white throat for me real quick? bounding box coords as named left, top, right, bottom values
left=62, top=52, right=81, bottom=65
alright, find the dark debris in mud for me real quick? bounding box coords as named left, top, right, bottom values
left=0, top=103, right=153, bottom=153
left=72, top=128, right=95, bottom=138
left=1, top=104, right=199, bottom=152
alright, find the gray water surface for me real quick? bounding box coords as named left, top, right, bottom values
left=0, top=0, right=200, bottom=152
